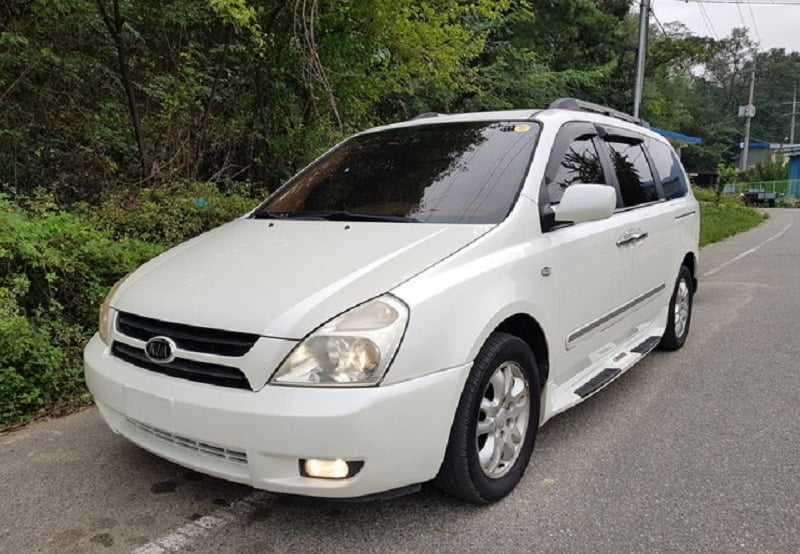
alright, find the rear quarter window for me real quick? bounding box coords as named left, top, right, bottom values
left=648, top=139, right=688, bottom=199
left=606, top=140, right=658, bottom=207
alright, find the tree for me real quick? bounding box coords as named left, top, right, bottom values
left=751, top=48, right=800, bottom=143
left=95, top=0, right=147, bottom=179
left=1, top=0, right=798, bottom=195
left=0, top=0, right=510, bottom=197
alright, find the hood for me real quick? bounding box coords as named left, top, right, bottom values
left=113, top=218, right=491, bottom=338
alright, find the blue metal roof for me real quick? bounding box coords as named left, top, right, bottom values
left=652, top=127, right=703, bottom=145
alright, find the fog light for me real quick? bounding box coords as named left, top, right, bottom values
left=300, top=458, right=363, bottom=479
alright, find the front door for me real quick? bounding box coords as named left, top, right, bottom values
left=538, top=122, right=636, bottom=386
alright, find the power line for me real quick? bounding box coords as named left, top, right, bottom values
left=733, top=2, right=760, bottom=47
left=686, top=0, right=781, bottom=46
left=735, top=2, right=748, bottom=30
left=747, top=1, right=763, bottom=43
left=696, top=3, right=716, bottom=38
left=650, top=8, right=668, bottom=35
left=696, top=1, right=719, bottom=39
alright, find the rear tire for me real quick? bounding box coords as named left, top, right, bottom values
left=434, top=332, right=540, bottom=504
left=659, top=265, right=693, bottom=351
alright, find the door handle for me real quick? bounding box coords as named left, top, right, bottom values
left=616, top=231, right=648, bottom=247
left=616, top=232, right=635, bottom=246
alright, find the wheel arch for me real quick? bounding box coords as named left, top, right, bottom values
left=493, top=313, right=550, bottom=387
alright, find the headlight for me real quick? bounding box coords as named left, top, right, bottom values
left=271, top=295, right=409, bottom=386
left=98, top=273, right=131, bottom=344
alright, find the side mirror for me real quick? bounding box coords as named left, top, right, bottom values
left=554, top=184, right=616, bottom=224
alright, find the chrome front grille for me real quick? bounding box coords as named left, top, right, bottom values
left=112, top=311, right=257, bottom=390
left=116, top=312, right=259, bottom=357
left=111, top=342, right=251, bottom=389
left=127, top=418, right=248, bottom=465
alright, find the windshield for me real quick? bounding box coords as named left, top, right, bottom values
left=254, top=121, right=541, bottom=224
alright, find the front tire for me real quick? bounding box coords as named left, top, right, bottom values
left=434, top=332, right=540, bottom=503
left=659, top=265, right=694, bottom=351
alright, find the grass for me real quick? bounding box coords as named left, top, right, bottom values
left=693, top=187, right=768, bottom=246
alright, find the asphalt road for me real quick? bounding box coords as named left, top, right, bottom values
left=2, top=209, right=799, bottom=554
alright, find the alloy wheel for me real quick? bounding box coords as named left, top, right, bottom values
left=476, top=361, right=530, bottom=479
left=674, top=279, right=690, bottom=338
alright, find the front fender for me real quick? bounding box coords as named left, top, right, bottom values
left=384, top=222, right=557, bottom=386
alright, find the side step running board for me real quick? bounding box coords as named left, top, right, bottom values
left=631, top=335, right=661, bottom=354
left=571, top=335, right=662, bottom=399
left=575, top=368, right=621, bottom=398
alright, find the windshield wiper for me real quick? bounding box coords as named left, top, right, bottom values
left=309, top=211, right=419, bottom=223
left=251, top=210, right=285, bottom=219
left=252, top=210, right=418, bottom=222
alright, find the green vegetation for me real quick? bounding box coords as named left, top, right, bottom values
left=1, top=0, right=795, bottom=427
left=2, top=0, right=798, bottom=196
left=0, top=196, right=161, bottom=426
left=84, top=181, right=259, bottom=245
left=699, top=203, right=766, bottom=246
left=743, top=159, right=789, bottom=184
left=693, top=185, right=737, bottom=206
left=693, top=187, right=767, bottom=246
left=0, top=186, right=254, bottom=428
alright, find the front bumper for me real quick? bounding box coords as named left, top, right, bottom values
left=84, top=334, right=470, bottom=498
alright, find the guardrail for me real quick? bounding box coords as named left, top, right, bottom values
left=721, top=180, right=800, bottom=196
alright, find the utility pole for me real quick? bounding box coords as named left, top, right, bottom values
left=740, top=60, right=756, bottom=172
left=781, top=85, right=798, bottom=144
left=633, top=0, right=650, bottom=119
left=790, top=85, right=797, bottom=144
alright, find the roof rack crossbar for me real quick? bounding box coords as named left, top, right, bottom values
left=548, top=98, right=649, bottom=128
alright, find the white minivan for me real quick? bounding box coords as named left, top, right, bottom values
left=85, top=99, right=699, bottom=503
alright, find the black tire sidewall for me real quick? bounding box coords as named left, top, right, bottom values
left=662, top=265, right=693, bottom=350
left=462, top=334, right=541, bottom=502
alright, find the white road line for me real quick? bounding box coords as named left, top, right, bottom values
left=131, top=491, right=268, bottom=553
left=702, top=224, right=792, bottom=278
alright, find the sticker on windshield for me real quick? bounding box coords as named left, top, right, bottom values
left=513, top=124, right=531, bottom=133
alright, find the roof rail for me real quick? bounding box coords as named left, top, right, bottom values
left=548, top=98, right=649, bottom=128
left=411, top=112, right=442, bottom=120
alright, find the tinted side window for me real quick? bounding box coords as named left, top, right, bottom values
left=607, top=141, right=658, bottom=207
left=648, top=139, right=688, bottom=199
left=548, top=138, right=605, bottom=203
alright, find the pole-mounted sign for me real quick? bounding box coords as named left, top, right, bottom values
left=738, top=104, right=756, bottom=118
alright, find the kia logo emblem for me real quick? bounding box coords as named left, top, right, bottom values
left=144, top=336, right=177, bottom=364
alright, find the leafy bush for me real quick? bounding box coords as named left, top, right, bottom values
left=0, top=288, right=67, bottom=424
left=713, top=163, right=738, bottom=204
left=742, top=158, right=787, bottom=183
left=693, top=185, right=744, bottom=207
left=699, top=203, right=766, bottom=246
left=0, top=196, right=162, bottom=427
left=0, top=181, right=260, bottom=428
left=84, top=181, right=262, bottom=246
